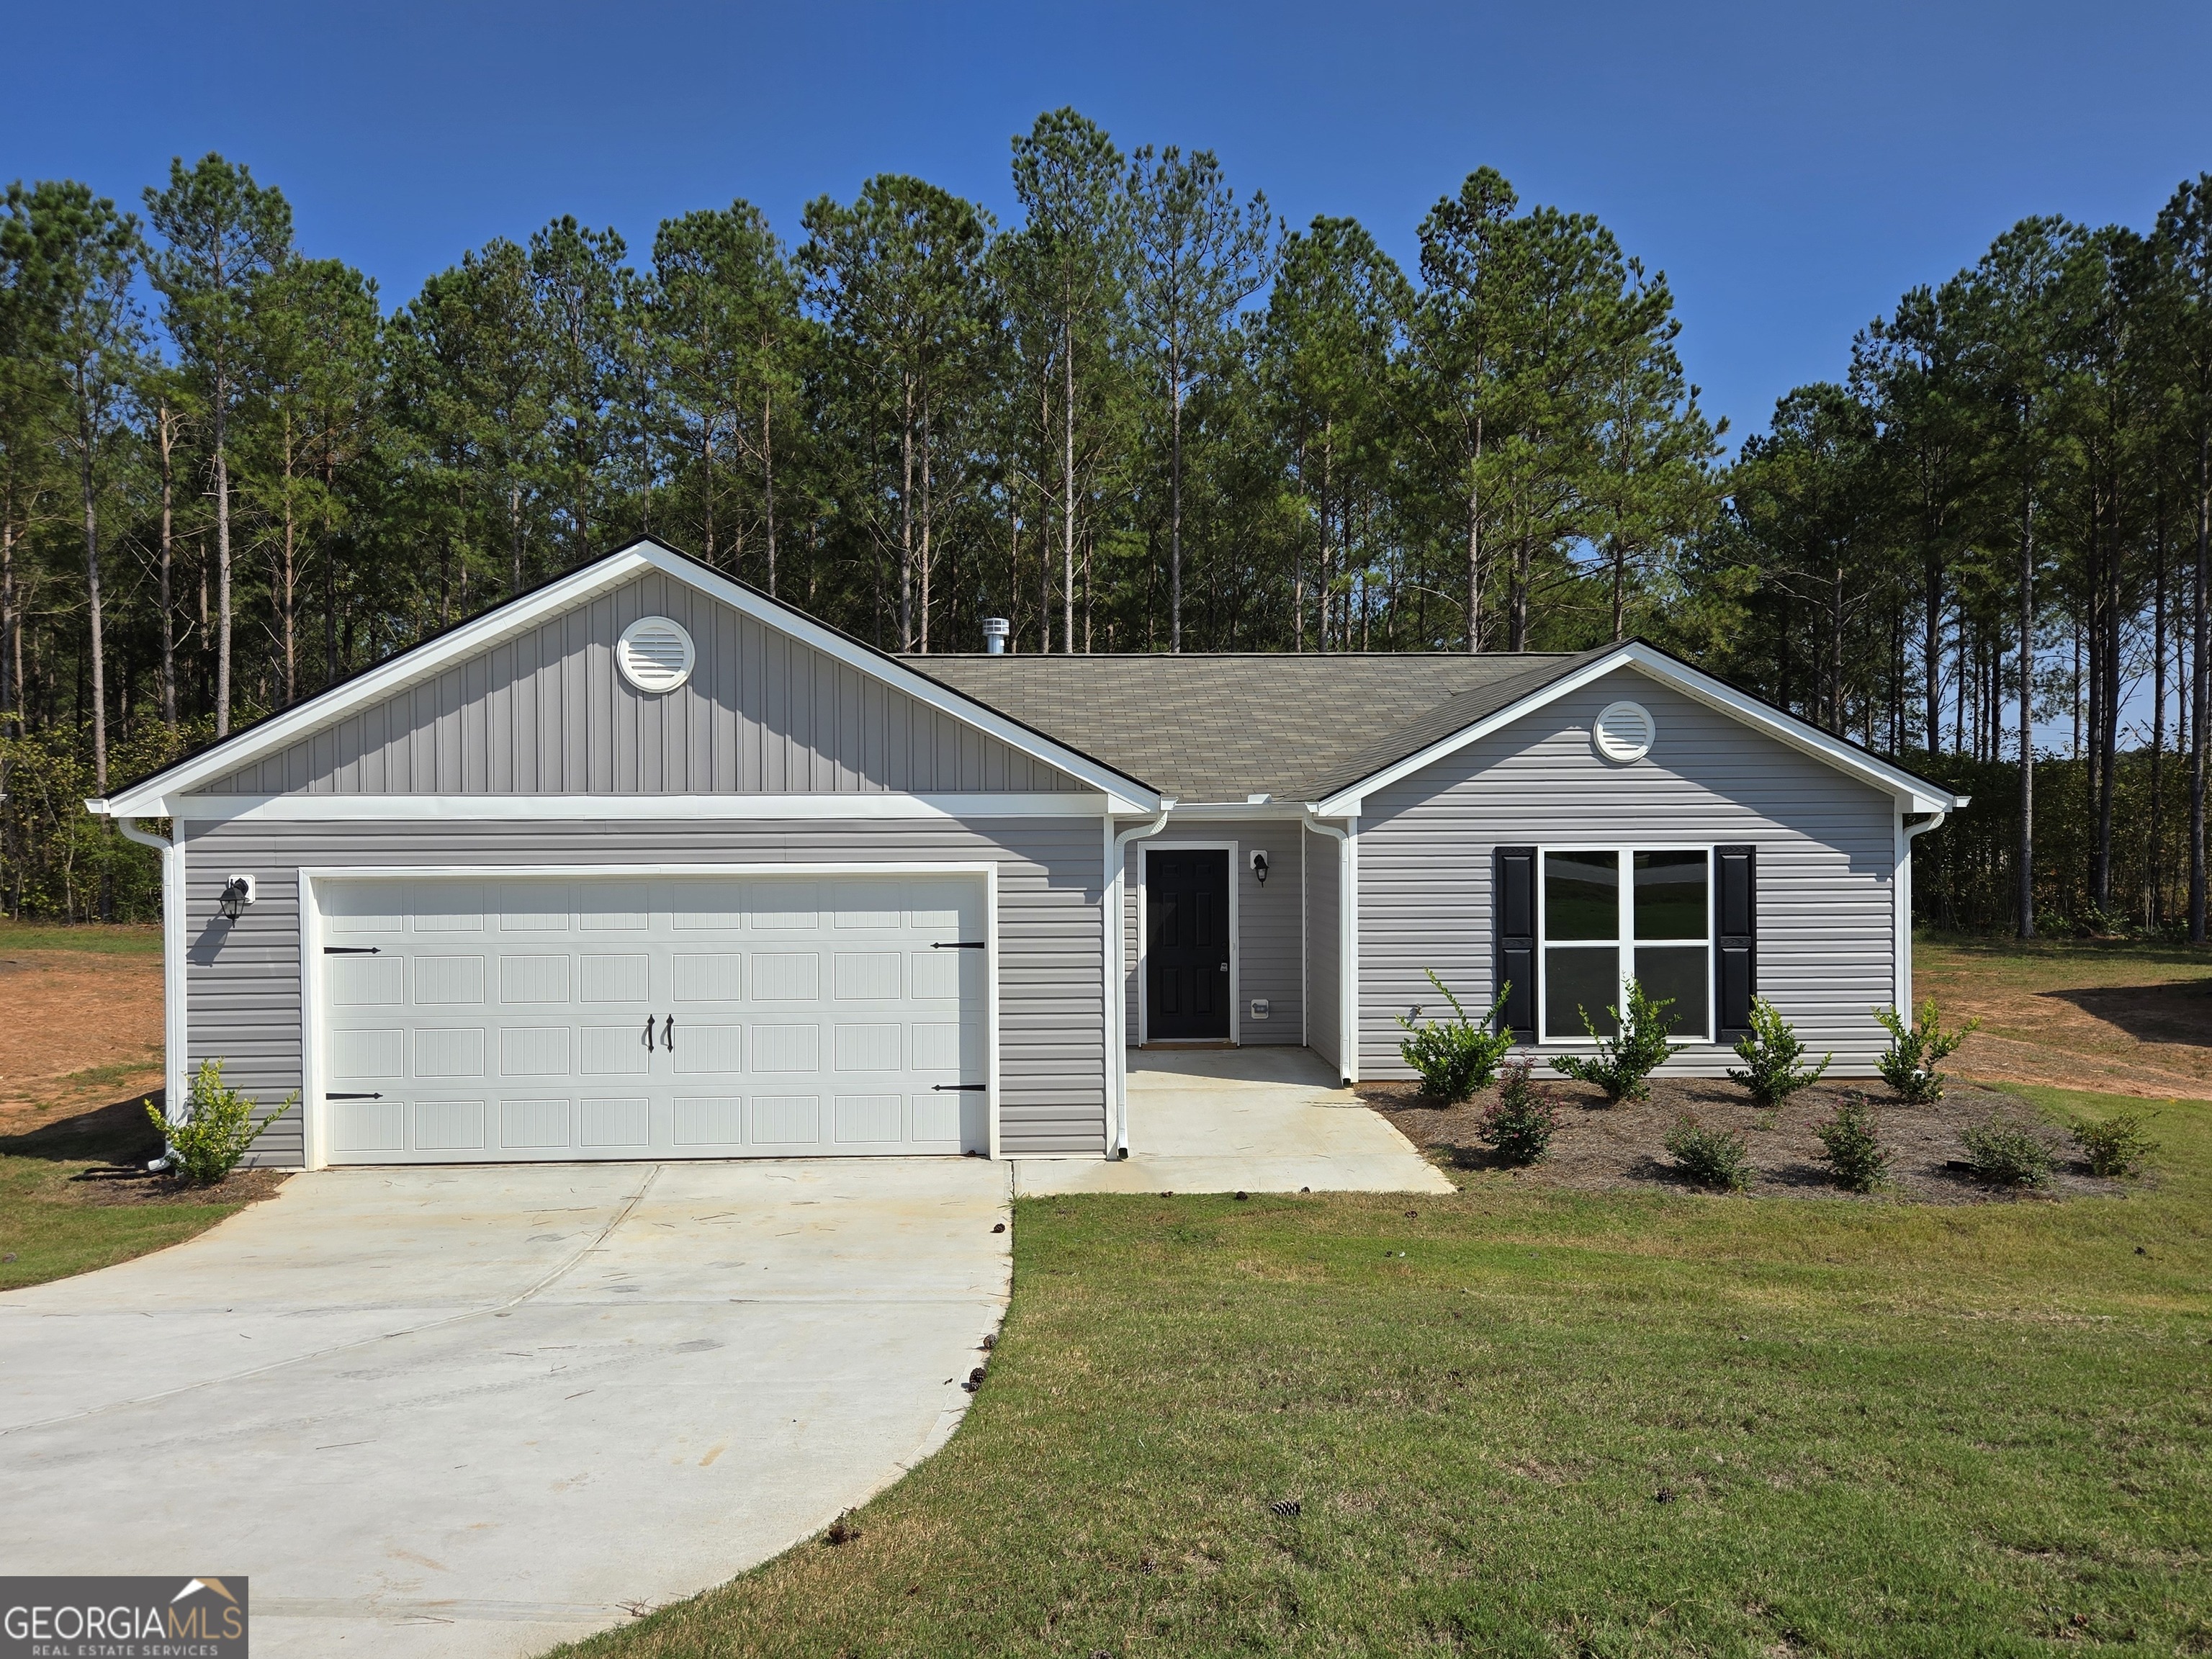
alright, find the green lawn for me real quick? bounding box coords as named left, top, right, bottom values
left=559, top=1084, right=2212, bottom=1658
left=0, top=1099, right=253, bottom=1293
left=0, top=918, right=162, bottom=955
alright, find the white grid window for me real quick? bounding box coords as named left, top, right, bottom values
left=1538, top=848, right=1712, bottom=1043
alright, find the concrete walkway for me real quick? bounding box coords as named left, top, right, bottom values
left=0, top=1159, right=1010, bottom=1658
left=1014, top=1047, right=1452, bottom=1196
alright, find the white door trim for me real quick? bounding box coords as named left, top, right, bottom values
left=297, top=860, right=999, bottom=1171
left=1134, top=840, right=1238, bottom=1047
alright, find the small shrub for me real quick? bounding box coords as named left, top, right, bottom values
left=145, top=1058, right=286, bottom=1185
left=1727, top=997, right=1832, bottom=1106
left=1812, top=1093, right=1890, bottom=1192
left=2070, top=1111, right=2159, bottom=1178
left=1874, top=998, right=1979, bottom=1103
left=1662, top=1112, right=1752, bottom=1191
left=1476, top=1058, right=1558, bottom=1166
left=1551, top=979, right=1681, bottom=1104
left=1959, top=1115, right=2054, bottom=1188
left=1396, top=970, right=1516, bottom=1102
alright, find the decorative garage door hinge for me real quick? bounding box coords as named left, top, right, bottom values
left=326, top=1092, right=383, bottom=1100
left=930, top=940, right=987, bottom=949
left=931, top=1084, right=988, bottom=1092
left=323, top=945, right=381, bottom=954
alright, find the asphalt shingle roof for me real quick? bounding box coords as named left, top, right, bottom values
left=903, top=647, right=1617, bottom=803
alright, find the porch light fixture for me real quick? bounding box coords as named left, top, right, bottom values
left=1250, top=850, right=1270, bottom=886
left=220, top=873, right=256, bottom=920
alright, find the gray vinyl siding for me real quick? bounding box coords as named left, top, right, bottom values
left=1122, top=819, right=1302, bottom=1046
left=177, top=817, right=1108, bottom=1165
left=1304, top=826, right=1342, bottom=1071
left=1357, top=667, right=1899, bottom=1079
left=205, top=571, right=1082, bottom=797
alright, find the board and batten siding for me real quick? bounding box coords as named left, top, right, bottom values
left=1303, top=825, right=1342, bottom=1071
left=176, top=817, right=1107, bottom=1165
left=1357, top=667, right=1900, bottom=1079
left=1122, top=820, right=1302, bottom=1046
left=207, top=571, right=1082, bottom=797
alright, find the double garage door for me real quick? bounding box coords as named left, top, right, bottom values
left=319, top=873, right=989, bottom=1164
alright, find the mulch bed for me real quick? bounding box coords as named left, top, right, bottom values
left=1357, top=1075, right=2134, bottom=1204
left=1, top=1094, right=289, bottom=1209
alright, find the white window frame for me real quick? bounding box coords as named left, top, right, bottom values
left=1537, top=845, right=1714, bottom=1045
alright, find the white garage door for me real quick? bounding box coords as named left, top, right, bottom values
left=317, top=873, right=989, bottom=1165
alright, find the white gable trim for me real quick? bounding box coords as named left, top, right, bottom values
left=93, top=540, right=1159, bottom=818
left=1311, top=644, right=1966, bottom=816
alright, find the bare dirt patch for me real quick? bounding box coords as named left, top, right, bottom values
left=1917, top=936, right=2212, bottom=1100
left=1358, top=1075, right=2128, bottom=1204
left=0, top=949, right=164, bottom=1122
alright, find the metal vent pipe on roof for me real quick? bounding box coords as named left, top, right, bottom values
left=982, top=618, right=1010, bottom=654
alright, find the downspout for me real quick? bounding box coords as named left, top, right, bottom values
left=112, top=813, right=186, bottom=1168
left=1896, top=808, right=1949, bottom=1017
left=1301, top=807, right=1356, bottom=1083
left=1107, top=801, right=1175, bottom=1157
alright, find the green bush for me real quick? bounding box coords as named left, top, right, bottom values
left=145, top=1058, right=287, bottom=1185
left=1727, top=997, right=1831, bottom=1106
left=1874, top=998, right=1979, bottom=1103
left=1662, top=1112, right=1752, bottom=1191
left=1959, top=1115, right=2055, bottom=1188
left=1477, top=1058, right=1558, bottom=1166
left=2070, top=1110, right=2159, bottom=1178
left=1395, top=970, right=1516, bottom=1102
left=1812, top=1093, right=1890, bottom=1192
left=1551, top=979, right=1681, bottom=1104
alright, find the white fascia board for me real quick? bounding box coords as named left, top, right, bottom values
left=1313, top=644, right=1966, bottom=816
left=160, top=791, right=1119, bottom=825
left=97, top=539, right=1159, bottom=818
left=1151, top=800, right=1310, bottom=821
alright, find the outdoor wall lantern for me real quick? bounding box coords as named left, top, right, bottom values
left=1250, top=850, right=1270, bottom=886
left=220, top=874, right=256, bottom=921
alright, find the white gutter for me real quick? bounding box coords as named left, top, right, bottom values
left=1106, top=801, right=1176, bottom=1157
left=112, top=814, right=187, bottom=1158
left=1894, top=809, right=1949, bottom=1016
left=1301, top=806, right=1358, bottom=1084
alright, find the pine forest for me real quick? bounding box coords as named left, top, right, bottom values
left=3, top=112, right=2211, bottom=938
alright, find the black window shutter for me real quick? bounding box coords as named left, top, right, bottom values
left=1715, top=845, right=1757, bottom=1040
left=1495, top=845, right=1537, bottom=1041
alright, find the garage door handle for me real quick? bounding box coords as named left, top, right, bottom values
left=642, top=1016, right=656, bottom=1048
left=932, top=1083, right=987, bottom=1092
left=328, top=1092, right=383, bottom=1100
left=662, top=1014, right=675, bottom=1051
left=931, top=941, right=987, bottom=950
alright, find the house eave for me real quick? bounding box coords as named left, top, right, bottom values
left=92, top=539, right=1160, bottom=819
left=1310, top=642, right=1967, bottom=817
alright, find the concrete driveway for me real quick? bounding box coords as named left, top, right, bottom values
left=0, top=1159, right=1010, bottom=1657
left=1015, top=1047, right=1453, bottom=1196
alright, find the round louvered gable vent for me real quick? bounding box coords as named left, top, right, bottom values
left=616, top=616, right=696, bottom=693
left=1592, top=700, right=1655, bottom=763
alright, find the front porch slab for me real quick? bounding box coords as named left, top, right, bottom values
left=1012, top=1047, right=1452, bottom=1195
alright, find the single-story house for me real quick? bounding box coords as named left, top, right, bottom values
left=91, top=537, right=1966, bottom=1169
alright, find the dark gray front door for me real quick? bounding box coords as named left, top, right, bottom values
left=1146, top=850, right=1230, bottom=1040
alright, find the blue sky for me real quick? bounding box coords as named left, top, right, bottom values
left=4, top=0, right=2208, bottom=452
